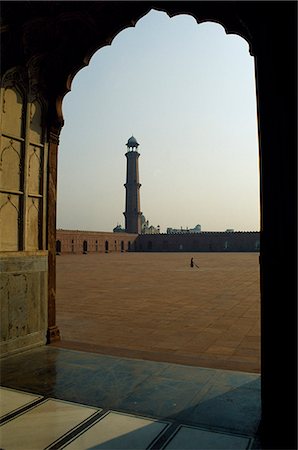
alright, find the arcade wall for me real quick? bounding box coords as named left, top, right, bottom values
left=56, top=230, right=260, bottom=253
left=137, top=232, right=260, bottom=252
left=56, top=230, right=138, bottom=254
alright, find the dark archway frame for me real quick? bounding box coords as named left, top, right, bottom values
left=56, top=240, right=61, bottom=255
left=83, top=240, right=88, bottom=254
left=1, top=2, right=296, bottom=449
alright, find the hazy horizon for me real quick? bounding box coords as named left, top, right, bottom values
left=57, top=10, right=260, bottom=233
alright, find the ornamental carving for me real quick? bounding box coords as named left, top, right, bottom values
left=0, top=140, right=22, bottom=174
left=1, top=67, right=28, bottom=94
left=27, top=55, right=47, bottom=99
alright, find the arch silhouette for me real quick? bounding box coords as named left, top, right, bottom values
left=56, top=240, right=61, bottom=254
left=83, top=240, right=88, bottom=253
left=52, top=8, right=254, bottom=127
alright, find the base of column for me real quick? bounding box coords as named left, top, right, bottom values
left=47, top=325, right=61, bottom=343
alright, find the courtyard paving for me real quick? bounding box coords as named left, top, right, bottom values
left=55, top=252, right=260, bottom=373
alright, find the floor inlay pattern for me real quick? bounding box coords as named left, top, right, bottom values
left=162, top=425, right=252, bottom=449
left=0, top=394, right=99, bottom=450
left=0, top=387, right=254, bottom=450
left=62, top=411, right=170, bottom=449
left=0, top=386, right=42, bottom=420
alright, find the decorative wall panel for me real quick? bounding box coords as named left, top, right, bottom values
left=0, top=253, right=48, bottom=357
left=1, top=70, right=47, bottom=254
left=29, top=100, right=43, bottom=144
left=2, top=88, right=24, bottom=137
left=1, top=272, right=41, bottom=338
left=7, top=273, right=28, bottom=339
left=28, top=145, right=42, bottom=195
left=0, top=79, right=25, bottom=252
left=27, top=197, right=41, bottom=251
left=0, top=193, right=20, bottom=251
left=28, top=98, right=45, bottom=251
left=0, top=137, right=23, bottom=191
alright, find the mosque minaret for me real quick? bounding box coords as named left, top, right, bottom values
left=123, top=136, right=142, bottom=234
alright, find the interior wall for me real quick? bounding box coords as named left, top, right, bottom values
left=0, top=67, right=49, bottom=356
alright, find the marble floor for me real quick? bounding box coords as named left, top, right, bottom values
left=0, top=346, right=261, bottom=449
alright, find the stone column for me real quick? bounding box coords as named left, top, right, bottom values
left=46, top=127, right=61, bottom=343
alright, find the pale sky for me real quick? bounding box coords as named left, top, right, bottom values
left=57, top=10, right=260, bottom=233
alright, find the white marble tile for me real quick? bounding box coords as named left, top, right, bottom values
left=63, top=411, right=169, bottom=449
left=163, top=426, right=251, bottom=450
left=0, top=398, right=100, bottom=450
left=0, top=386, right=42, bottom=418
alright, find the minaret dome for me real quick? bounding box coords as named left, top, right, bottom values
left=126, top=136, right=139, bottom=150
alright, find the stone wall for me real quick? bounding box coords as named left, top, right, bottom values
left=56, top=229, right=260, bottom=253
left=137, top=232, right=260, bottom=252
left=56, top=230, right=138, bottom=254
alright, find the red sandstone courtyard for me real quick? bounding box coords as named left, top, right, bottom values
left=55, top=252, right=260, bottom=373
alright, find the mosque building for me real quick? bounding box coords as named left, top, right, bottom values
left=56, top=136, right=260, bottom=254
left=167, top=224, right=202, bottom=234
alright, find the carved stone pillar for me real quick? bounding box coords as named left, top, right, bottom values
left=46, top=127, right=61, bottom=343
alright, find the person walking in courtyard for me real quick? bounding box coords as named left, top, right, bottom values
left=190, top=257, right=199, bottom=269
